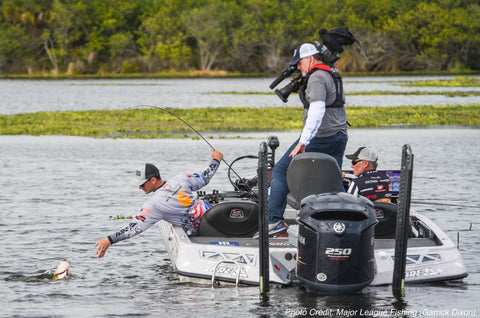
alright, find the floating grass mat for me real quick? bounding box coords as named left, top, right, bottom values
left=403, top=76, right=480, bottom=87
left=350, top=91, right=480, bottom=97
left=210, top=76, right=480, bottom=96
left=1, top=105, right=479, bottom=138
left=348, top=104, right=480, bottom=127
left=209, top=91, right=480, bottom=97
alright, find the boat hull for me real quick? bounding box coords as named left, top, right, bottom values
left=158, top=220, right=297, bottom=285
left=158, top=212, right=467, bottom=287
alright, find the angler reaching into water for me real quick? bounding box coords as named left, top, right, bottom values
left=95, top=148, right=223, bottom=258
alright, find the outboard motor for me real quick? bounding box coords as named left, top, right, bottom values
left=296, top=192, right=377, bottom=293
left=285, top=153, right=376, bottom=293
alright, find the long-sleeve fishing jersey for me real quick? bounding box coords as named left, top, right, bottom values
left=107, top=159, right=220, bottom=244
left=346, top=170, right=392, bottom=201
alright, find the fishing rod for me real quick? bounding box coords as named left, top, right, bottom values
left=121, top=104, right=258, bottom=198
left=410, top=200, right=479, bottom=209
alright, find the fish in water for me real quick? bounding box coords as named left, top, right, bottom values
left=53, top=260, right=70, bottom=280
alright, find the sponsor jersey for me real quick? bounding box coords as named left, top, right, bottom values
left=108, top=159, right=220, bottom=243
left=346, top=170, right=391, bottom=201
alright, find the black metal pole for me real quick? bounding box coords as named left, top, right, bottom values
left=258, top=142, right=269, bottom=295
left=393, top=144, right=414, bottom=298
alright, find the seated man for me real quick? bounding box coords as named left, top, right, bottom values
left=344, top=147, right=392, bottom=202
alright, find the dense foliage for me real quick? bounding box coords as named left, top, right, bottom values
left=1, top=0, right=479, bottom=75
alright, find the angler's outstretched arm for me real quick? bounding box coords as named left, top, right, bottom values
left=95, top=210, right=160, bottom=258
left=188, top=149, right=223, bottom=191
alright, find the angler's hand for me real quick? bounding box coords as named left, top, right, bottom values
left=95, top=238, right=111, bottom=258
left=212, top=149, right=223, bottom=162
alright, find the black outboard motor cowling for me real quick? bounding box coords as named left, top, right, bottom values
left=297, top=192, right=377, bottom=294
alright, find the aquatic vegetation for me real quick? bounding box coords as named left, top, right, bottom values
left=348, top=105, right=480, bottom=127
left=209, top=91, right=480, bottom=97
left=110, top=215, right=134, bottom=220
left=404, top=76, right=480, bottom=87
left=0, top=105, right=478, bottom=138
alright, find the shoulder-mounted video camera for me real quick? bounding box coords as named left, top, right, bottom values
left=270, top=27, right=357, bottom=103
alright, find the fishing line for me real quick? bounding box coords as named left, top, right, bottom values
left=121, top=104, right=257, bottom=198
left=123, top=105, right=216, bottom=150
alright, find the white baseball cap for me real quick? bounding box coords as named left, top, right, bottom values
left=289, top=43, right=320, bottom=66
left=345, top=147, right=378, bottom=162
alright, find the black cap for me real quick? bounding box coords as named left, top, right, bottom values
left=136, top=163, right=161, bottom=186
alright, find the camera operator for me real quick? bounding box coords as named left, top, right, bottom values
left=261, top=43, right=348, bottom=236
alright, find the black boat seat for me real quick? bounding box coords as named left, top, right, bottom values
left=374, top=201, right=413, bottom=239
left=286, top=152, right=342, bottom=209
left=198, top=200, right=258, bottom=237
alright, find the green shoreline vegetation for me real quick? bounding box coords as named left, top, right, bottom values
left=1, top=71, right=478, bottom=80
left=1, top=105, right=479, bottom=139
left=1, top=1, right=479, bottom=75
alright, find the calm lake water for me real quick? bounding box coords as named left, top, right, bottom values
left=0, top=75, right=479, bottom=115
left=1, top=77, right=479, bottom=317
left=1, top=129, right=479, bottom=318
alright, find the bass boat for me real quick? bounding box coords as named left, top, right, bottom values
left=158, top=137, right=467, bottom=292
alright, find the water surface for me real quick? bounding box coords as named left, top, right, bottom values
left=1, top=129, right=479, bottom=317
left=1, top=75, right=479, bottom=115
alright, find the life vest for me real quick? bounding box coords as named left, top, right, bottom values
left=299, top=64, right=344, bottom=109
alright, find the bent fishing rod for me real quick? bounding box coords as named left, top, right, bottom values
left=121, top=104, right=258, bottom=198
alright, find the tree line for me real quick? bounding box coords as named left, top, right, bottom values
left=1, top=0, right=479, bottom=75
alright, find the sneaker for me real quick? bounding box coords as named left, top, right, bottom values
left=253, top=220, right=288, bottom=238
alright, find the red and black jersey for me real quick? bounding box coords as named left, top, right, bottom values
left=346, top=170, right=392, bottom=201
